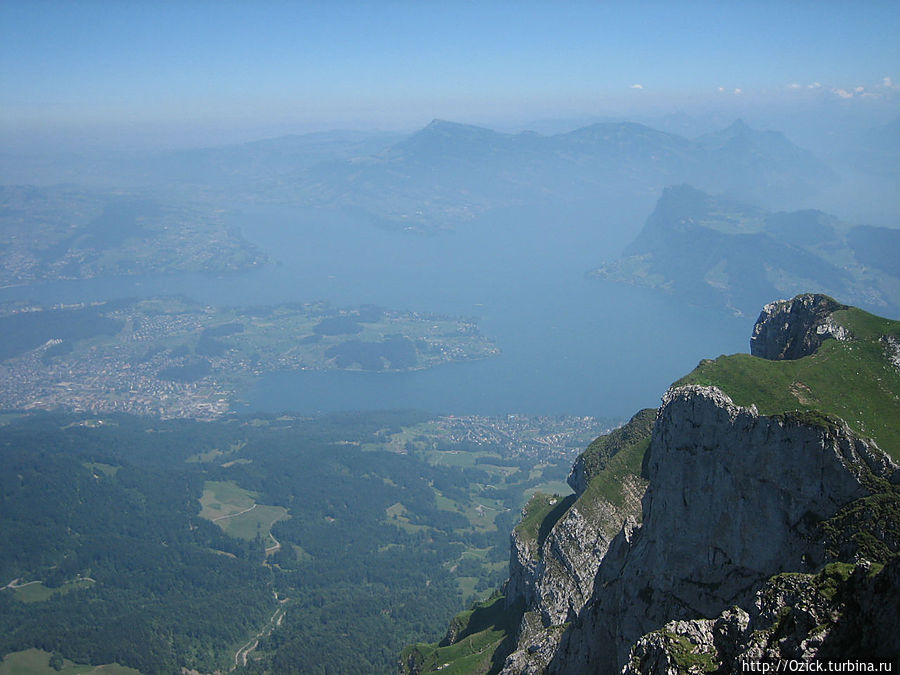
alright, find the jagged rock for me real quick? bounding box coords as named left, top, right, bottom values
left=625, top=559, right=900, bottom=671
left=623, top=619, right=719, bottom=675
left=501, top=613, right=568, bottom=675
left=883, top=335, right=900, bottom=372
left=506, top=526, right=541, bottom=614
left=622, top=607, right=754, bottom=674
left=502, top=499, right=637, bottom=675
left=549, top=385, right=897, bottom=675
left=750, top=294, right=849, bottom=360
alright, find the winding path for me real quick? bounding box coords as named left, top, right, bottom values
left=233, top=595, right=289, bottom=669
left=213, top=503, right=257, bottom=522
left=264, top=532, right=281, bottom=555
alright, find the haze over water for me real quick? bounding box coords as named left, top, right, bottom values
left=0, top=201, right=750, bottom=418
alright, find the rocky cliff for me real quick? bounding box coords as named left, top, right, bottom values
left=500, top=410, right=655, bottom=674
left=750, top=294, right=849, bottom=360
left=404, top=294, right=899, bottom=674
left=549, top=384, right=897, bottom=674
left=622, top=558, right=900, bottom=674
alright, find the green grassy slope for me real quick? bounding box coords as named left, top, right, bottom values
left=575, top=409, right=655, bottom=485
left=399, top=594, right=518, bottom=675
left=677, top=306, right=900, bottom=460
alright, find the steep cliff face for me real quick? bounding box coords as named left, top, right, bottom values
left=750, top=293, right=849, bottom=359
left=500, top=411, right=654, bottom=674
left=550, top=385, right=898, bottom=674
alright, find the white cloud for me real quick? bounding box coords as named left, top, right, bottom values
left=717, top=86, right=725, bottom=92
left=788, top=83, right=802, bottom=89
left=630, top=84, right=643, bottom=89
left=808, top=82, right=822, bottom=89
left=854, top=86, right=864, bottom=93
left=833, top=88, right=853, bottom=99
left=884, top=76, right=899, bottom=89
left=733, top=88, right=742, bottom=95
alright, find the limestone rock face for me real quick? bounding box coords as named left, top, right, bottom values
left=502, top=496, right=644, bottom=675
left=533, top=503, right=612, bottom=625
left=750, top=293, right=848, bottom=360
left=506, top=527, right=540, bottom=614
left=623, top=559, right=900, bottom=672
left=501, top=410, right=651, bottom=675
left=549, top=385, right=897, bottom=675
left=566, top=454, right=591, bottom=499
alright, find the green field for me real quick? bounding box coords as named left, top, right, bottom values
left=0, top=649, right=139, bottom=675
left=11, top=579, right=94, bottom=604
left=385, top=502, right=429, bottom=533
left=82, top=462, right=119, bottom=478
left=198, top=480, right=289, bottom=543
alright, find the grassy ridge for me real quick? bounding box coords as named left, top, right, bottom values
left=515, top=494, right=570, bottom=548
left=400, top=595, right=518, bottom=675
left=578, top=436, right=650, bottom=510
left=576, top=409, right=655, bottom=484
left=677, top=307, right=900, bottom=460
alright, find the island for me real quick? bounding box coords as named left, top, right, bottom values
left=0, top=297, right=500, bottom=418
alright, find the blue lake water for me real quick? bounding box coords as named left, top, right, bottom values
left=1, top=203, right=751, bottom=417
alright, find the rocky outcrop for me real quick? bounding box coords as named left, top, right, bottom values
left=549, top=385, right=897, bottom=674
left=623, top=559, right=900, bottom=673
left=750, top=293, right=849, bottom=360
left=503, top=495, right=643, bottom=674
left=883, top=334, right=900, bottom=372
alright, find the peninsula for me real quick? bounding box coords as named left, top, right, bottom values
left=0, top=297, right=500, bottom=418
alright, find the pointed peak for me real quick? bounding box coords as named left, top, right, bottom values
left=412, top=119, right=501, bottom=139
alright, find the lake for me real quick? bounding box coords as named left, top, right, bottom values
left=1, top=202, right=751, bottom=417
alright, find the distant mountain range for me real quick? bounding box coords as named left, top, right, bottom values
left=82, top=118, right=831, bottom=232
left=0, top=118, right=839, bottom=234
left=592, top=185, right=900, bottom=317
left=281, top=119, right=834, bottom=230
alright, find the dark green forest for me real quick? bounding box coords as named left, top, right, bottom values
left=0, top=409, right=572, bottom=673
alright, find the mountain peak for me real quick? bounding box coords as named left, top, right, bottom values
left=418, top=119, right=494, bottom=135
left=423, top=118, right=456, bottom=130
left=727, top=118, right=751, bottom=132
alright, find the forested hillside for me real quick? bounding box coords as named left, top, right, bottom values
left=0, top=409, right=595, bottom=673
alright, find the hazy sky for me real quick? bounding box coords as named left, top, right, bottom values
left=2, top=1, right=898, bottom=145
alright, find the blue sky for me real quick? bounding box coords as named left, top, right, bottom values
left=1, top=1, right=898, bottom=144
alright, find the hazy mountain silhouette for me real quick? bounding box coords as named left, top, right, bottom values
left=593, top=185, right=899, bottom=317
left=276, top=119, right=833, bottom=230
